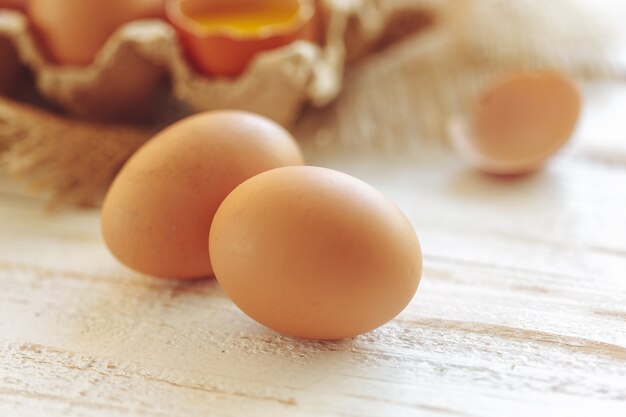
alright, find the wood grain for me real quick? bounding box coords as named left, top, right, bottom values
left=2, top=1, right=626, bottom=416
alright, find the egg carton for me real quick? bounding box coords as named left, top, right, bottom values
left=0, top=0, right=436, bottom=206
left=1, top=0, right=614, bottom=208
left=0, top=0, right=423, bottom=125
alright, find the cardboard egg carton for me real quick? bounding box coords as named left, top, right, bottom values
left=1, top=0, right=611, bottom=207
left=0, top=0, right=412, bottom=125
left=0, top=0, right=436, bottom=206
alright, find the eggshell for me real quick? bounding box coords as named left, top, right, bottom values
left=166, top=0, right=319, bottom=76
left=28, top=0, right=164, bottom=65
left=209, top=166, right=422, bottom=340
left=101, top=111, right=304, bottom=279
left=451, top=71, right=582, bottom=175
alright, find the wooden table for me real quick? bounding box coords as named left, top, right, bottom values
left=2, top=3, right=626, bottom=417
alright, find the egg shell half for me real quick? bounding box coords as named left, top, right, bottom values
left=452, top=71, right=582, bottom=175
left=167, top=0, right=319, bottom=77
left=101, top=111, right=303, bottom=279
left=209, top=166, right=423, bottom=340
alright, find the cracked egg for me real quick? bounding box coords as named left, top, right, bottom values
left=167, top=0, right=320, bottom=77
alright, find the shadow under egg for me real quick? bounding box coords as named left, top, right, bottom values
left=447, top=165, right=563, bottom=204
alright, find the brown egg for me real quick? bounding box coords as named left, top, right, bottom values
left=101, top=111, right=303, bottom=279
left=166, top=0, right=319, bottom=76
left=0, top=0, right=28, bottom=10
left=28, top=0, right=164, bottom=65
left=451, top=71, right=582, bottom=175
left=209, top=166, right=422, bottom=340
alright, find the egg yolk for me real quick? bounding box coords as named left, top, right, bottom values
left=192, top=6, right=299, bottom=35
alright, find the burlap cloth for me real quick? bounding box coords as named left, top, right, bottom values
left=0, top=0, right=620, bottom=207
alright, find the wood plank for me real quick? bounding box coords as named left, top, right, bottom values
left=2, top=1, right=626, bottom=416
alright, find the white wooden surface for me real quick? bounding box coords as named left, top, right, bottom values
left=2, top=3, right=626, bottom=417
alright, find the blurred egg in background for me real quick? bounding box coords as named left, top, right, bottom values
left=28, top=0, right=164, bottom=65
left=0, top=0, right=28, bottom=10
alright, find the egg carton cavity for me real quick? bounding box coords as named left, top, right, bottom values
left=0, top=0, right=416, bottom=125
